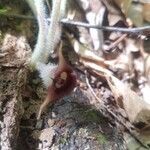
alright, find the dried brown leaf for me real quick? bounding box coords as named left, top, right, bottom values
left=143, top=3, right=150, bottom=22
left=106, top=75, right=150, bottom=125
left=127, top=3, right=143, bottom=26
left=114, top=0, right=132, bottom=16
left=32, top=128, right=55, bottom=148
left=144, top=55, right=150, bottom=82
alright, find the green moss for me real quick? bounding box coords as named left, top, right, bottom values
left=0, top=5, right=11, bottom=14
left=82, top=109, right=107, bottom=124
left=96, top=133, right=108, bottom=145
left=0, top=8, right=8, bottom=14
left=59, top=137, right=67, bottom=145
left=84, top=110, right=100, bottom=122
left=72, top=106, right=108, bottom=124
left=0, top=1, right=34, bottom=35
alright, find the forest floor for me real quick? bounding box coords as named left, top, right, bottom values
left=0, top=0, right=150, bottom=150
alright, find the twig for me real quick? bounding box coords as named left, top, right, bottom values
left=0, top=12, right=150, bottom=34
left=85, top=70, right=149, bottom=149
left=0, top=13, right=34, bottom=20
left=132, top=0, right=150, bottom=4
left=85, top=70, right=102, bottom=103
left=103, top=34, right=127, bottom=51
left=60, top=19, right=150, bottom=35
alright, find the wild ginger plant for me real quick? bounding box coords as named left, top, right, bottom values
left=28, top=0, right=76, bottom=119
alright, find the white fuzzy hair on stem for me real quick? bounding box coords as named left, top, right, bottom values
left=30, top=0, right=67, bottom=70
left=36, top=62, right=57, bottom=87
left=45, top=0, right=62, bottom=57
left=31, top=0, right=48, bottom=66
left=60, top=0, right=67, bottom=19
left=31, top=0, right=63, bottom=67
left=25, top=0, right=37, bottom=16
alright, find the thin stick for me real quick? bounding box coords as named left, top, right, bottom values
left=85, top=71, right=102, bottom=103
left=103, top=34, right=127, bottom=51
left=60, top=19, right=150, bottom=34
left=1, top=12, right=150, bottom=34
left=0, top=13, right=34, bottom=20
